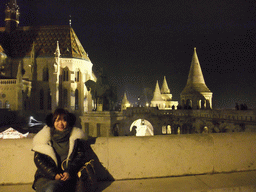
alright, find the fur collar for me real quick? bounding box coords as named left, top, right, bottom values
left=32, top=125, right=86, bottom=166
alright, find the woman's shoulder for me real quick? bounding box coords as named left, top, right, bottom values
left=33, top=125, right=51, bottom=144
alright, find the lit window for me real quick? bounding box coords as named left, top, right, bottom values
left=5, top=101, right=10, bottom=109
left=167, top=125, right=171, bottom=134
left=162, top=126, right=166, bottom=134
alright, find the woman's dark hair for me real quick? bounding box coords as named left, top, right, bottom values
left=45, top=108, right=76, bottom=128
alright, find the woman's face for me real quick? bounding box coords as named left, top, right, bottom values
left=54, top=115, right=68, bottom=131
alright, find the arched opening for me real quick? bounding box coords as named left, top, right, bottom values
left=162, top=124, right=172, bottom=134
left=112, top=123, right=120, bottom=136
left=75, top=69, right=80, bottom=82
left=185, top=99, right=192, bottom=109
left=130, top=119, right=154, bottom=136
left=63, top=67, right=69, bottom=81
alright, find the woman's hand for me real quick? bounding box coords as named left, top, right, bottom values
left=55, top=172, right=70, bottom=181
left=60, top=172, right=70, bottom=181
left=55, top=174, right=62, bottom=180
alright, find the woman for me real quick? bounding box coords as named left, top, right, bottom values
left=32, top=108, right=88, bottom=192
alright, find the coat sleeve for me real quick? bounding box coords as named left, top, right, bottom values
left=34, top=152, right=59, bottom=180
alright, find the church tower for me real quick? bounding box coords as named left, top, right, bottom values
left=180, top=48, right=212, bottom=109
left=5, top=0, right=20, bottom=33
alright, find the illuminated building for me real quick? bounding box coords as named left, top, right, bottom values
left=0, top=0, right=96, bottom=116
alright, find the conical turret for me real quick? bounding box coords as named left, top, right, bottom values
left=121, top=92, right=130, bottom=110
left=180, top=48, right=212, bottom=109
left=161, top=76, right=170, bottom=94
left=151, top=81, right=163, bottom=101
left=182, top=47, right=210, bottom=92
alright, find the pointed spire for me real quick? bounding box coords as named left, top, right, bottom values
left=121, top=92, right=130, bottom=105
left=121, top=92, right=130, bottom=110
left=186, top=47, right=206, bottom=85
left=180, top=48, right=212, bottom=109
left=181, top=47, right=211, bottom=93
left=151, top=81, right=164, bottom=101
left=161, top=76, right=170, bottom=94
left=54, top=41, right=61, bottom=58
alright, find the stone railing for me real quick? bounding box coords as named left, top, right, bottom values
left=0, top=79, right=16, bottom=84
left=0, top=132, right=256, bottom=184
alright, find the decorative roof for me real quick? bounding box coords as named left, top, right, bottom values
left=151, top=81, right=164, bottom=101
left=161, top=76, right=170, bottom=94
left=181, top=48, right=211, bottom=95
left=0, top=25, right=90, bottom=60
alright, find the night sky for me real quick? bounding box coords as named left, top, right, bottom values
left=0, top=0, right=255, bottom=109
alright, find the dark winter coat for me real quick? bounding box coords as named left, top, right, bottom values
left=32, top=125, right=89, bottom=189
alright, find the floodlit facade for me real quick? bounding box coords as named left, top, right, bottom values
left=0, top=0, right=96, bottom=115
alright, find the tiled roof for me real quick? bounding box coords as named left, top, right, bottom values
left=0, top=25, right=90, bottom=60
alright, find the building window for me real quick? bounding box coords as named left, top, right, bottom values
left=47, top=89, right=51, bottom=110
left=5, top=101, right=10, bottom=109
left=43, top=67, right=49, bottom=81
left=75, top=89, right=78, bottom=110
left=167, top=125, right=172, bottom=134
left=75, top=70, right=80, bottom=82
left=63, top=89, right=68, bottom=108
left=40, top=89, right=44, bottom=110
left=63, top=68, right=69, bottom=81
left=162, top=125, right=172, bottom=134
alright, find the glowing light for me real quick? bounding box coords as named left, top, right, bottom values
left=0, top=128, right=29, bottom=139
left=28, top=116, right=43, bottom=127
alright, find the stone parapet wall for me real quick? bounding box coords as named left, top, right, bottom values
left=0, top=132, right=256, bottom=184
